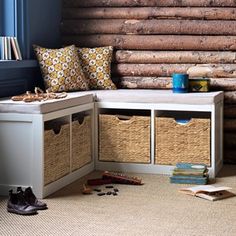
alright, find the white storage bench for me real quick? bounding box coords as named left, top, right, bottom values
left=0, top=89, right=224, bottom=198
left=93, top=90, right=224, bottom=179
left=0, top=93, right=94, bottom=198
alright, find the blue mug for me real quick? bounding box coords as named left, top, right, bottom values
left=172, top=73, right=189, bottom=93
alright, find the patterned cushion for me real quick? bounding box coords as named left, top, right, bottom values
left=78, top=46, right=117, bottom=90
left=34, top=45, right=89, bottom=92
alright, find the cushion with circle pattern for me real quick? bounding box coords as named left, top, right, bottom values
left=78, top=46, right=117, bottom=90
left=34, top=44, right=89, bottom=92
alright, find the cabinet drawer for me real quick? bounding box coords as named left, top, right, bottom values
left=155, top=117, right=210, bottom=166
left=99, top=114, right=150, bottom=163
left=44, top=123, right=70, bottom=185
left=72, top=115, right=92, bottom=171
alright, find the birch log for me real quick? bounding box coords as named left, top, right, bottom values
left=63, top=7, right=236, bottom=20
left=224, top=119, right=236, bottom=131
left=210, top=78, right=236, bottom=91
left=62, top=19, right=236, bottom=35
left=223, top=150, right=236, bottom=164
left=224, top=92, right=236, bottom=104
left=187, top=64, right=236, bottom=78
left=112, top=64, right=236, bottom=77
left=63, top=0, right=236, bottom=7
left=224, top=105, right=236, bottom=118
left=112, top=64, right=190, bottom=77
left=118, top=77, right=172, bottom=89
left=116, top=76, right=236, bottom=91
left=63, top=35, right=236, bottom=50
left=114, top=51, right=236, bottom=64
left=224, top=133, right=236, bottom=148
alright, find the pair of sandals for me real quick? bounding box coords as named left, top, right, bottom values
left=11, top=87, right=67, bottom=103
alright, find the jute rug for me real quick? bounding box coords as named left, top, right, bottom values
left=0, top=165, right=236, bottom=236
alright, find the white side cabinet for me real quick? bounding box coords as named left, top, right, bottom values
left=0, top=94, right=94, bottom=198
left=94, top=90, right=224, bottom=179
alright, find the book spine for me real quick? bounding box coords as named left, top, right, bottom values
left=170, top=176, right=208, bottom=185
left=172, top=172, right=206, bottom=177
left=176, top=163, right=207, bottom=169
left=1, top=37, right=6, bottom=60
left=174, top=168, right=206, bottom=173
left=7, top=37, right=12, bottom=60
left=4, top=37, right=8, bottom=60
left=170, top=178, right=208, bottom=185
left=10, top=37, right=20, bottom=60
left=2, top=37, right=4, bottom=60
left=0, top=37, right=2, bottom=60
left=14, top=37, right=22, bottom=60
left=171, top=175, right=208, bottom=180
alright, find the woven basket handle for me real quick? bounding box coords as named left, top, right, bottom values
left=51, top=123, right=69, bottom=135
left=52, top=126, right=62, bottom=135
left=174, top=118, right=192, bottom=126
left=115, top=115, right=134, bottom=123
left=77, top=116, right=85, bottom=125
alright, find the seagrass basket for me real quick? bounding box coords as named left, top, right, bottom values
left=44, top=123, right=70, bottom=185
left=99, top=114, right=150, bottom=163
left=72, top=115, right=92, bottom=171
left=155, top=117, right=210, bottom=165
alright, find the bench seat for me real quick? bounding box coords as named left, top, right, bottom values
left=0, top=89, right=223, bottom=114
left=0, top=93, right=93, bottom=114
left=92, top=89, right=223, bottom=105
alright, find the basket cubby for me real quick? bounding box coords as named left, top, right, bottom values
left=72, top=115, right=92, bottom=171
left=44, top=122, right=70, bottom=185
left=99, top=114, right=150, bottom=163
left=155, top=116, right=211, bottom=166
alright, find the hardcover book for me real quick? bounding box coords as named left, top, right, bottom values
left=13, top=37, right=22, bottom=60
left=7, top=37, right=12, bottom=60
left=10, top=37, right=20, bottom=60
left=179, top=185, right=235, bottom=201
left=172, top=169, right=208, bottom=176
left=176, top=163, right=207, bottom=170
left=0, top=37, right=3, bottom=60
left=170, top=175, right=208, bottom=185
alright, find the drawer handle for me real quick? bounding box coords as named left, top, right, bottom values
left=51, top=124, right=68, bottom=135
left=52, top=126, right=62, bottom=135
left=174, top=119, right=191, bottom=125
left=76, top=116, right=85, bottom=125
left=115, top=115, right=133, bottom=123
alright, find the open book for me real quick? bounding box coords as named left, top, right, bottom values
left=179, top=185, right=235, bottom=201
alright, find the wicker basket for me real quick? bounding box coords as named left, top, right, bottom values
left=99, top=114, right=150, bottom=163
left=72, top=116, right=92, bottom=171
left=44, top=123, right=70, bottom=185
left=155, top=117, right=210, bottom=165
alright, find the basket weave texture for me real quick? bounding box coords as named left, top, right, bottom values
left=44, top=123, right=70, bottom=185
left=99, top=114, right=150, bottom=163
left=72, top=116, right=92, bottom=171
left=155, top=117, right=210, bottom=165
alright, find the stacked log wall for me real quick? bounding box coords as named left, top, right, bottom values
left=62, top=0, right=236, bottom=164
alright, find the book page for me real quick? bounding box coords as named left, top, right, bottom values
left=196, top=190, right=235, bottom=201
left=180, top=185, right=232, bottom=195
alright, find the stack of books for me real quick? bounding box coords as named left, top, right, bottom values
left=170, top=163, right=209, bottom=185
left=0, top=36, right=22, bottom=60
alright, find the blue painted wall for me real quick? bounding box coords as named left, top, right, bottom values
left=0, top=67, right=43, bottom=98
left=27, top=0, right=62, bottom=58
left=2, top=0, right=15, bottom=36
left=0, top=0, right=62, bottom=97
